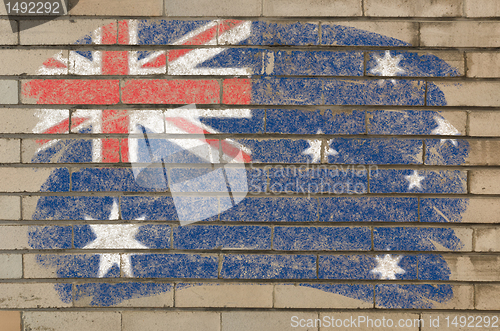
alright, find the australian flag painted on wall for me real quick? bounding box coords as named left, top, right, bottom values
left=24, top=19, right=470, bottom=309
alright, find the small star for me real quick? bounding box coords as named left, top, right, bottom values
left=370, top=50, right=405, bottom=84
left=371, top=254, right=406, bottom=280
left=432, top=116, right=460, bottom=147
left=302, top=139, right=322, bottom=163
left=405, top=170, right=425, bottom=190
left=302, top=130, right=338, bottom=163
left=83, top=200, right=147, bottom=278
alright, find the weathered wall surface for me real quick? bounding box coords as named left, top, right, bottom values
left=1, top=0, right=500, bottom=330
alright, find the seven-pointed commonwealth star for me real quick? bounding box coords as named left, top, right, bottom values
left=432, top=116, right=460, bottom=147
left=405, top=170, right=425, bottom=190
left=370, top=50, right=405, bottom=84
left=302, top=130, right=338, bottom=163
left=371, top=254, right=406, bottom=280
left=83, top=200, right=147, bottom=278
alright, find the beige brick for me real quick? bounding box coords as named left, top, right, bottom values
left=465, top=0, right=500, bottom=17
left=0, top=109, right=69, bottom=134
left=0, top=80, right=18, bottom=105
left=0, top=139, right=21, bottom=163
left=223, top=312, right=318, bottom=331
left=426, top=51, right=465, bottom=76
left=0, top=254, right=22, bottom=278
left=421, top=22, right=500, bottom=47
left=20, top=19, right=115, bottom=45
left=444, top=255, right=500, bottom=281
left=23, top=312, right=121, bottom=331
left=471, top=170, right=500, bottom=194
left=0, top=283, right=72, bottom=308
left=461, top=140, right=500, bottom=165
left=69, top=0, right=163, bottom=16
left=24, top=254, right=92, bottom=278
left=0, top=226, right=30, bottom=249
left=166, top=0, right=261, bottom=16
left=438, top=110, right=467, bottom=135
left=122, top=311, right=220, bottom=331
left=22, top=139, right=47, bottom=163
left=429, top=81, right=500, bottom=107
left=475, top=228, right=500, bottom=252
left=0, top=196, right=21, bottom=220
left=275, top=284, right=372, bottom=308
left=0, top=168, right=65, bottom=192
left=75, top=282, right=173, bottom=307
left=21, top=196, right=39, bottom=220
left=322, top=21, right=418, bottom=46
left=365, top=0, right=463, bottom=17
left=263, top=0, right=361, bottom=16
left=476, top=284, right=500, bottom=309
left=24, top=254, right=58, bottom=278
left=450, top=198, right=500, bottom=223
left=0, top=20, right=17, bottom=45
left=22, top=139, right=92, bottom=163
left=435, top=228, right=473, bottom=251
left=470, top=111, right=500, bottom=137
left=0, top=311, right=20, bottom=331
left=176, top=283, right=272, bottom=308
left=319, top=312, right=420, bottom=330
left=0, top=50, right=68, bottom=75
left=428, top=285, right=473, bottom=309
left=375, top=284, right=473, bottom=309
left=421, top=313, right=497, bottom=330
left=467, top=52, right=500, bottom=78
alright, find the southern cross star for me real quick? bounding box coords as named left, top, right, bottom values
left=371, top=254, right=406, bottom=280
left=432, top=116, right=460, bottom=147
left=370, top=50, right=405, bottom=84
left=325, top=139, right=339, bottom=159
left=302, top=130, right=338, bottom=163
left=405, top=170, right=425, bottom=190
left=83, top=200, right=147, bottom=278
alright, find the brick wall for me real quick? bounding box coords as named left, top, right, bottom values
left=1, top=0, right=500, bottom=330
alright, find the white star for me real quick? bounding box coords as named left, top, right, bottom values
left=405, top=170, right=425, bottom=190
left=371, top=254, right=406, bottom=280
left=83, top=200, right=147, bottom=278
left=326, top=139, right=339, bottom=159
left=431, top=116, right=460, bottom=147
left=302, top=130, right=338, bottom=163
left=370, top=50, right=405, bottom=84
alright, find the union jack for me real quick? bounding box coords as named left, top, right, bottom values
left=31, top=19, right=253, bottom=164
